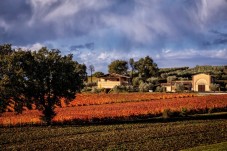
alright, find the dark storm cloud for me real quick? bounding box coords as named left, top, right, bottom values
left=1, top=0, right=227, bottom=49
left=1, top=0, right=227, bottom=71
left=0, top=0, right=32, bottom=21
left=70, top=42, right=94, bottom=50
left=211, top=30, right=227, bottom=38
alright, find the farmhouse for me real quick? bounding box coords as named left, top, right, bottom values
left=97, top=73, right=131, bottom=89
left=161, top=73, right=213, bottom=92
left=192, top=73, right=213, bottom=92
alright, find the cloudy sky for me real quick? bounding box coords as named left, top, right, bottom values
left=1, top=0, right=227, bottom=73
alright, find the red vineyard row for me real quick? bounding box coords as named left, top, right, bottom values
left=1, top=94, right=227, bottom=126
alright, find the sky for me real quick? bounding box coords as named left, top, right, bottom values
left=0, top=0, right=227, bottom=73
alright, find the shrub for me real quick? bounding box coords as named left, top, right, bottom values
left=125, top=85, right=134, bottom=92
left=86, top=82, right=97, bottom=87
left=91, top=87, right=103, bottom=93
left=162, top=109, right=173, bottom=119
left=155, top=86, right=165, bottom=92
left=81, top=87, right=92, bottom=92
left=209, top=83, right=220, bottom=92
left=139, top=82, right=153, bottom=92
left=175, top=83, right=185, bottom=92
left=180, top=108, right=188, bottom=117
left=132, top=77, right=143, bottom=87
left=112, top=85, right=127, bottom=93
left=162, top=109, right=179, bottom=118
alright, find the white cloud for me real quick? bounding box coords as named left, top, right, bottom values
left=29, top=43, right=44, bottom=50
left=101, top=1, right=174, bottom=44
left=98, top=52, right=109, bottom=60
left=0, top=19, right=10, bottom=31
left=14, top=43, right=44, bottom=51
left=28, top=0, right=112, bottom=23
left=160, top=49, right=227, bottom=59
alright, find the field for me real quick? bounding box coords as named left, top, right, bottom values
left=1, top=93, right=227, bottom=150
left=1, top=119, right=227, bottom=150
left=1, top=93, right=227, bottom=126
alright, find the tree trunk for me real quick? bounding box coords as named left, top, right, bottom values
left=43, top=103, right=56, bottom=125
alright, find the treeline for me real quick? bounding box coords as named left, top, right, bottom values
left=0, top=44, right=86, bottom=125
left=88, top=58, right=227, bottom=92
left=159, top=65, right=227, bottom=80
left=158, top=65, right=227, bottom=91
left=159, top=67, right=189, bottom=74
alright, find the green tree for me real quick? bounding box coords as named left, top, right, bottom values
left=129, top=58, right=135, bottom=79
left=108, top=60, right=128, bottom=75
left=134, top=56, right=158, bottom=79
left=146, top=77, right=159, bottom=91
left=0, top=44, right=14, bottom=114
left=132, top=77, right=143, bottom=87
left=175, top=83, right=185, bottom=92
left=139, top=82, right=153, bottom=92
left=167, top=76, right=177, bottom=83
left=93, top=71, right=104, bottom=78
left=0, top=46, right=86, bottom=125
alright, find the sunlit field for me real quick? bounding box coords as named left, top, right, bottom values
left=1, top=93, right=227, bottom=126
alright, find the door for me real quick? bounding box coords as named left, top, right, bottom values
left=198, top=85, right=205, bottom=92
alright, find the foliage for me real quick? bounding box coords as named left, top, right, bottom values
left=209, top=83, right=220, bottom=92
left=81, top=87, right=92, bottom=92
left=0, top=44, right=86, bottom=125
left=86, top=82, right=97, bottom=87
left=112, top=85, right=127, bottom=93
left=175, top=83, right=185, bottom=92
left=162, top=109, right=174, bottom=119
left=92, top=71, right=104, bottom=78
left=160, top=73, right=168, bottom=79
left=160, top=65, right=227, bottom=81
left=129, top=58, right=135, bottom=79
left=134, top=56, right=159, bottom=79
left=155, top=86, right=165, bottom=92
left=180, top=107, right=188, bottom=117
left=132, top=77, right=143, bottom=87
left=159, top=67, right=189, bottom=74
left=139, top=82, right=154, bottom=92
left=91, top=87, right=103, bottom=93
left=108, top=60, right=128, bottom=75
left=69, top=93, right=196, bottom=106
left=112, top=85, right=134, bottom=93
left=167, top=76, right=177, bottom=83
left=1, top=93, right=227, bottom=126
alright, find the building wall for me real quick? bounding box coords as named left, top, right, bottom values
left=165, top=86, right=173, bottom=92
left=98, top=80, right=121, bottom=89
left=98, top=76, right=130, bottom=89
left=192, top=74, right=211, bottom=92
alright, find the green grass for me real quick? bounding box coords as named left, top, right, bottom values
left=181, top=141, right=227, bottom=151
left=1, top=119, right=227, bottom=151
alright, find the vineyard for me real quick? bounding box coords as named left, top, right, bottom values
left=0, top=93, right=227, bottom=126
